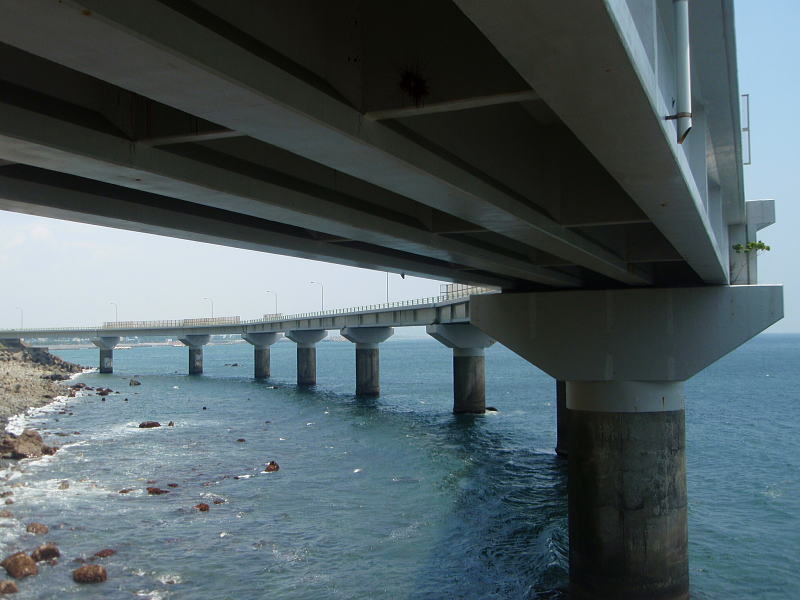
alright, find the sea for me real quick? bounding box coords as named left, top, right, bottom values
left=0, top=333, right=797, bottom=599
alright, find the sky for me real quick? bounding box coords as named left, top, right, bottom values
left=0, top=0, right=797, bottom=332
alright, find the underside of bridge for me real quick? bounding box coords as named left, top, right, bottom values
left=0, top=1, right=783, bottom=599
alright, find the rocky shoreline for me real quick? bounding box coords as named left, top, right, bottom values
left=0, top=345, right=84, bottom=426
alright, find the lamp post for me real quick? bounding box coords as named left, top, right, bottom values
left=309, top=281, right=324, bottom=311
left=265, top=290, right=278, bottom=315
left=386, top=273, right=389, bottom=303
left=110, top=301, right=118, bottom=323
left=202, top=297, right=214, bottom=319
left=15, top=306, right=22, bottom=329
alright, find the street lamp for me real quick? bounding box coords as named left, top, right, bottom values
left=265, top=290, right=278, bottom=315
left=110, top=301, right=118, bottom=323
left=202, top=297, right=214, bottom=319
left=309, top=281, right=324, bottom=311
left=15, top=306, right=22, bottom=329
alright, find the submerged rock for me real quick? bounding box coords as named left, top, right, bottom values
left=118, top=488, right=134, bottom=494
left=146, top=487, right=169, bottom=495
left=0, top=430, right=57, bottom=460
left=167, top=483, right=179, bottom=488
left=236, top=439, right=246, bottom=443
left=1, top=553, right=37, bottom=578
left=264, top=461, right=280, bottom=473
left=138, top=422, right=161, bottom=429
left=129, top=379, right=141, bottom=386
left=58, top=481, right=69, bottom=490
left=25, top=523, right=48, bottom=535
left=0, top=579, right=18, bottom=593
left=30, top=543, right=60, bottom=562
left=72, top=564, right=106, bottom=584
left=93, top=549, right=115, bottom=558
left=167, top=421, right=175, bottom=427
left=194, top=503, right=210, bottom=512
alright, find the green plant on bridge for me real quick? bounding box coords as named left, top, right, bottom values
left=732, top=240, right=771, bottom=254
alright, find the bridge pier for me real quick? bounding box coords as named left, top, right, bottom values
left=178, top=334, right=210, bottom=375
left=472, top=285, right=782, bottom=600
left=340, top=327, right=394, bottom=396
left=426, top=324, right=495, bottom=414
left=286, top=330, right=327, bottom=386
left=555, top=380, right=569, bottom=457
left=243, top=333, right=282, bottom=379
left=92, top=336, right=120, bottom=374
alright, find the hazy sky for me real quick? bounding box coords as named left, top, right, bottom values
left=0, top=0, right=796, bottom=331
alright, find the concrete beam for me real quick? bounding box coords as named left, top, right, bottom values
left=364, top=90, right=539, bottom=121
left=0, top=166, right=513, bottom=289
left=455, top=0, right=732, bottom=285
left=471, top=285, right=783, bottom=382
left=0, top=0, right=648, bottom=285
left=0, top=102, right=575, bottom=288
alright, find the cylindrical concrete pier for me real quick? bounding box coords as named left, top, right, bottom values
left=297, top=347, right=316, bottom=386
left=567, top=381, right=688, bottom=600
left=99, top=348, right=113, bottom=374
left=555, top=379, right=568, bottom=457
left=452, top=350, right=485, bottom=413
left=189, top=347, right=203, bottom=375
left=355, top=346, right=380, bottom=396
left=254, top=347, right=270, bottom=379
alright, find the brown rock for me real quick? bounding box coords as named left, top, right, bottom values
left=30, top=543, right=60, bottom=562
left=1, top=553, right=37, bottom=578
left=146, top=487, right=169, bottom=495
left=58, top=481, right=69, bottom=490
left=145, top=480, right=157, bottom=484
left=118, top=488, right=134, bottom=494
left=0, top=580, right=18, bottom=593
left=72, top=564, right=106, bottom=584
left=0, top=492, right=12, bottom=498
left=0, top=430, right=57, bottom=459
left=93, top=549, right=115, bottom=558
left=236, top=438, right=246, bottom=443
left=166, top=483, right=178, bottom=488
left=3, top=500, right=12, bottom=506
left=264, top=461, right=280, bottom=472
left=194, top=503, right=210, bottom=512
left=212, top=499, right=225, bottom=504
left=138, top=422, right=160, bottom=429
left=25, top=523, right=48, bottom=535
left=0, top=511, right=12, bottom=519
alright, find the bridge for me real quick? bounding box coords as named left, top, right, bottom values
left=0, top=1, right=784, bottom=599
left=0, top=287, right=498, bottom=408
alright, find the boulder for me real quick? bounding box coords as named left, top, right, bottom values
left=138, top=422, right=161, bottom=429
left=25, top=523, right=48, bottom=535
left=167, top=421, right=175, bottom=427
left=236, top=439, right=246, bottom=443
left=212, top=499, right=225, bottom=504
left=1, top=553, right=37, bottom=578
left=30, top=543, right=60, bottom=562
left=146, top=487, right=169, bottom=495
left=118, top=489, right=134, bottom=494
left=167, top=483, right=179, bottom=488
left=72, top=564, right=106, bottom=584
left=264, top=461, right=280, bottom=473
left=0, top=430, right=57, bottom=459
left=58, top=481, right=69, bottom=490
left=93, top=549, right=115, bottom=558
left=0, top=580, right=18, bottom=593
left=194, top=503, right=210, bottom=512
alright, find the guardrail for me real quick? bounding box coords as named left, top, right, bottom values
left=2, top=286, right=496, bottom=334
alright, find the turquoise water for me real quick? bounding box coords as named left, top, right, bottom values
left=1, top=334, right=797, bottom=598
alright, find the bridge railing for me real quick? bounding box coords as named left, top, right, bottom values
left=3, top=286, right=496, bottom=333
